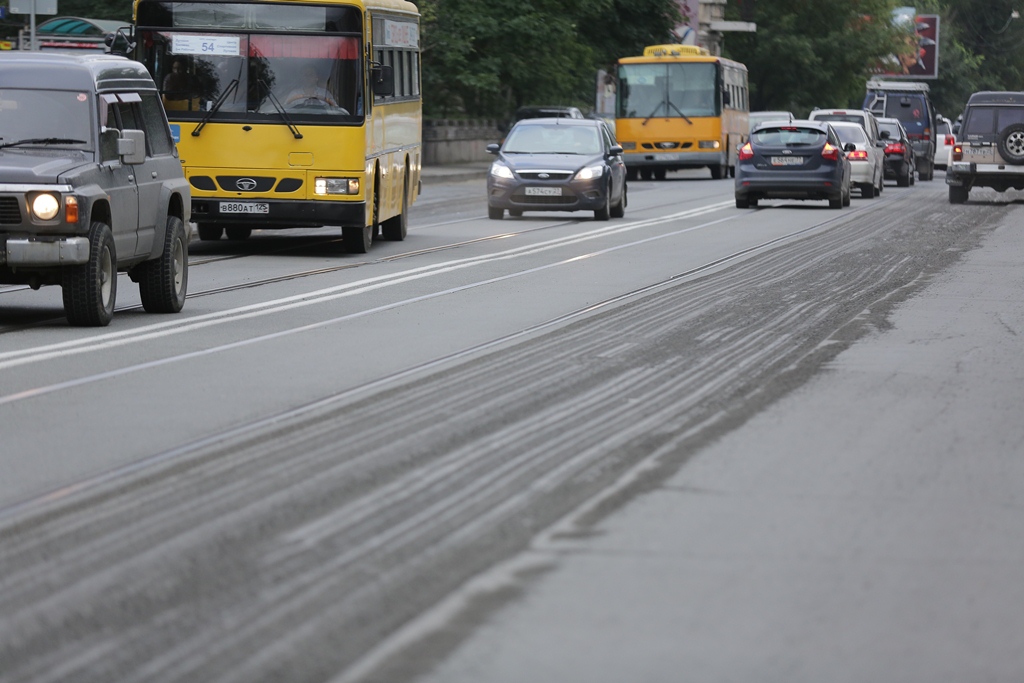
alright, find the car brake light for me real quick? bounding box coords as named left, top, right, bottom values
left=945, top=135, right=955, bottom=146
left=884, top=143, right=905, bottom=155
left=821, top=143, right=839, bottom=161
left=738, top=142, right=754, bottom=161
left=952, top=144, right=963, bottom=162
left=847, top=149, right=868, bottom=160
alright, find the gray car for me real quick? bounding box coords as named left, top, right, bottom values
left=486, top=118, right=627, bottom=221
left=0, top=52, right=190, bottom=326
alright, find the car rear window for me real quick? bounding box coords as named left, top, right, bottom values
left=877, top=121, right=902, bottom=139
left=813, top=113, right=867, bottom=126
left=751, top=127, right=825, bottom=146
left=831, top=125, right=867, bottom=145
left=962, top=106, right=1024, bottom=138
left=883, top=94, right=930, bottom=134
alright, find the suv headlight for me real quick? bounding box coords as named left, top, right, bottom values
left=574, top=163, right=604, bottom=180
left=490, top=161, right=514, bottom=179
left=314, top=177, right=360, bottom=195
left=31, top=192, right=61, bottom=221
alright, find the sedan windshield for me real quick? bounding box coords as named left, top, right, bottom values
left=504, top=124, right=602, bottom=155
left=0, top=89, right=93, bottom=150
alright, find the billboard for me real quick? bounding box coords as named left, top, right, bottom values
left=671, top=0, right=699, bottom=45
left=873, top=9, right=940, bottom=79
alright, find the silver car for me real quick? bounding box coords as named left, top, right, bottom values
left=829, top=121, right=885, bottom=198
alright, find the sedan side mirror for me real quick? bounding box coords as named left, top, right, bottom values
left=607, top=145, right=623, bottom=157
left=486, top=143, right=500, bottom=155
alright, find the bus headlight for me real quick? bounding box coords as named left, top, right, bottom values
left=698, top=140, right=720, bottom=149
left=314, top=177, right=360, bottom=195
left=31, top=193, right=61, bottom=221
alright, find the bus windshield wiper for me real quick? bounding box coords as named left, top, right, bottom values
left=0, top=137, right=87, bottom=150
left=258, top=78, right=302, bottom=139
left=642, top=99, right=693, bottom=126
left=191, top=79, right=240, bottom=137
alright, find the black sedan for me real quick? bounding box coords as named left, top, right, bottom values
left=734, top=120, right=852, bottom=209
left=486, top=118, right=627, bottom=220
left=876, top=116, right=916, bottom=187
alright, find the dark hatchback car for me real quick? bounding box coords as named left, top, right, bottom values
left=486, top=118, right=627, bottom=220
left=876, top=116, right=916, bottom=187
left=734, top=120, right=852, bottom=209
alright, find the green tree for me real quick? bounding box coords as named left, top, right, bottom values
left=416, top=0, right=679, bottom=118
left=724, top=0, right=905, bottom=116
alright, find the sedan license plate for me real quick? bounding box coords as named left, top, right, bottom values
left=220, top=202, right=269, bottom=214
left=524, top=187, right=562, bottom=196
left=770, top=156, right=804, bottom=166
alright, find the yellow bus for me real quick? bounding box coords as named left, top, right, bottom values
left=129, top=0, right=420, bottom=253
left=615, top=44, right=748, bottom=181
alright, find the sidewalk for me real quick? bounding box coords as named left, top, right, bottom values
left=416, top=207, right=1024, bottom=682
left=420, top=161, right=491, bottom=185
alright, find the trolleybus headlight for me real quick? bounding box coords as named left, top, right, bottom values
left=31, top=193, right=61, bottom=221
left=698, top=140, right=720, bottom=149
left=490, top=162, right=514, bottom=179
left=314, top=177, right=359, bottom=195
left=574, top=163, right=605, bottom=180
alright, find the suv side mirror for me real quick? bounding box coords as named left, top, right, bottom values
left=371, top=65, right=394, bottom=97
left=118, top=129, right=147, bottom=165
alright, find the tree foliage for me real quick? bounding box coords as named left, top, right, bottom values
left=415, top=0, right=679, bottom=118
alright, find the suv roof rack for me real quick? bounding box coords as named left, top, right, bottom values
left=866, top=78, right=930, bottom=93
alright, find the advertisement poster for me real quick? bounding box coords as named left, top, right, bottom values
left=874, top=8, right=940, bottom=79
left=671, top=0, right=699, bottom=45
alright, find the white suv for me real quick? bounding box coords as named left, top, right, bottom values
left=946, top=91, right=1024, bottom=204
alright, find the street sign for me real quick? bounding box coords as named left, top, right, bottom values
left=10, top=0, right=58, bottom=15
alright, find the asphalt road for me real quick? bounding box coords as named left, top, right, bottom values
left=0, top=168, right=1020, bottom=683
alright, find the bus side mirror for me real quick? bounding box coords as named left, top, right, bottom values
left=104, top=27, right=135, bottom=56
left=372, top=65, right=394, bottom=97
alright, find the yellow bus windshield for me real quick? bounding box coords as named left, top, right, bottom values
left=617, top=62, right=718, bottom=120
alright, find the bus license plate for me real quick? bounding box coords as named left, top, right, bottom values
left=220, top=202, right=269, bottom=214
left=770, top=156, right=803, bottom=166
left=525, top=187, right=562, bottom=196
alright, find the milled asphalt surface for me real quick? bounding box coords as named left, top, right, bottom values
left=409, top=195, right=1024, bottom=682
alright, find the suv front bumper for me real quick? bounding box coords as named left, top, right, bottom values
left=1, top=236, right=89, bottom=266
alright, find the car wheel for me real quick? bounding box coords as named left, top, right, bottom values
left=918, top=160, right=933, bottom=181
left=897, top=165, right=911, bottom=187
left=829, top=193, right=843, bottom=209
left=860, top=183, right=875, bottom=198
left=197, top=223, right=222, bottom=241
left=594, top=183, right=611, bottom=221
left=735, top=195, right=749, bottom=209
left=843, top=184, right=851, bottom=206
left=626, top=167, right=638, bottom=182
left=225, top=226, right=252, bottom=240
left=949, top=185, right=969, bottom=204
left=876, top=172, right=883, bottom=194
left=728, top=165, right=736, bottom=178
left=382, top=171, right=409, bottom=241
left=610, top=183, right=626, bottom=218
left=996, top=122, right=1024, bottom=164
left=62, top=221, right=116, bottom=327
left=488, top=206, right=504, bottom=220
left=138, top=214, right=188, bottom=314
left=710, top=164, right=725, bottom=180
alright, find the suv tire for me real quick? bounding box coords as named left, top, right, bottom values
left=996, top=123, right=1024, bottom=165
left=138, top=215, right=188, bottom=313
left=949, top=185, right=969, bottom=204
left=63, top=221, right=116, bottom=327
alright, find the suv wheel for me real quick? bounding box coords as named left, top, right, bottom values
left=138, top=215, right=188, bottom=313
left=949, top=185, right=969, bottom=204
left=996, top=123, right=1024, bottom=165
left=63, top=221, right=116, bottom=327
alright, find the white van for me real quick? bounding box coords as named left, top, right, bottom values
left=808, top=108, right=882, bottom=150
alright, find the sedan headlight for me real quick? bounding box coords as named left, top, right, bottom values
left=490, top=162, right=514, bottom=179
left=314, top=177, right=360, bottom=195
left=574, top=163, right=604, bottom=180
left=31, top=193, right=61, bottom=221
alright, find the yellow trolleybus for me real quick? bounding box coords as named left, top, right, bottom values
left=615, top=44, right=748, bottom=181
left=130, top=0, right=420, bottom=252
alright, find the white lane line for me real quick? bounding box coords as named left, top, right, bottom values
left=0, top=201, right=733, bottom=370
left=0, top=214, right=738, bottom=406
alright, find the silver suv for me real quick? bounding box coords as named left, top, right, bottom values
left=946, top=91, right=1024, bottom=204
left=0, top=52, right=190, bottom=326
